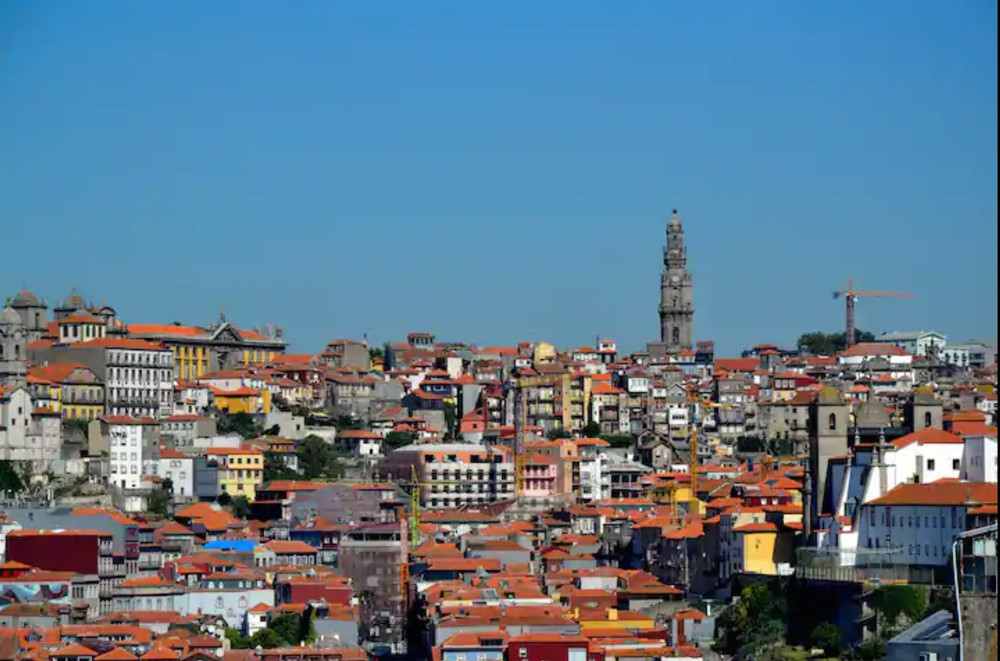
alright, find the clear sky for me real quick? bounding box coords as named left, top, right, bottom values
left=1, top=1, right=996, bottom=356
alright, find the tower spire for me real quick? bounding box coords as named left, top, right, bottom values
left=658, top=207, right=694, bottom=353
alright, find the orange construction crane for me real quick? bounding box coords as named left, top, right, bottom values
left=833, top=277, right=914, bottom=347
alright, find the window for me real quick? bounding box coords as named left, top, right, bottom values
left=828, top=413, right=837, bottom=430
left=924, top=412, right=932, bottom=427
left=927, top=459, right=936, bottom=471
left=953, top=459, right=960, bottom=471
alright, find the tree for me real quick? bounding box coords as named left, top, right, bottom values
left=715, top=583, right=787, bottom=655
left=148, top=487, right=172, bottom=519
left=443, top=402, right=457, bottom=440
left=217, top=412, right=261, bottom=439
left=230, top=495, right=251, bottom=520
left=385, top=431, right=417, bottom=451
left=599, top=435, right=635, bottom=449
left=264, top=451, right=296, bottom=482
left=546, top=427, right=566, bottom=440
left=851, top=636, right=888, bottom=660
left=270, top=612, right=304, bottom=645
left=298, top=435, right=345, bottom=479
left=162, top=477, right=174, bottom=495
left=797, top=329, right=875, bottom=355
left=873, top=585, right=928, bottom=629
left=217, top=491, right=233, bottom=507
left=810, top=622, right=842, bottom=656
left=224, top=629, right=250, bottom=650
left=249, top=628, right=285, bottom=649
left=581, top=421, right=601, bottom=437
left=334, top=414, right=363, bottom=431
left=0, top=461, right=26, bottom=494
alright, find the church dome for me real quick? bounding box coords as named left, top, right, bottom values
left=1, top=303, right=22, bottom=326
left=11, top=290, right=40, bottom=307
left=62, top=287, right=87, bottom=310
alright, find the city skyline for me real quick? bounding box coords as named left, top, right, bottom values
left=1, top=1, right=996, bottom=355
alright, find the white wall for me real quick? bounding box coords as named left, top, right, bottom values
left=109, top=423, right=145, bottom=490
left=962, top=436, right=998, bottom=483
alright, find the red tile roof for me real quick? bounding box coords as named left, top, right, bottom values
left=869, top=481, right=997, bottom=507
left=891, top=428, right=965, bottom=449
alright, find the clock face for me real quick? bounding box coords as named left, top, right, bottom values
left=670, top=275, right=680, bottom=284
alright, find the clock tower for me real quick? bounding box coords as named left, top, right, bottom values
left=658, top=209, right=693, bottom=353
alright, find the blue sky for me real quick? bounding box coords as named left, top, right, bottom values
left=1, top=1, right=996, bottom=356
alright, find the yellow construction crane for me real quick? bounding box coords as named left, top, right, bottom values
left=397, top=466, right=460, bottom=605
left=686, top=384, right=700, bottom=519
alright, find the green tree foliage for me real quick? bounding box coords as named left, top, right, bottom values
left=385, top=431, right=417, bottom=451
left=334, top=414, right=363, bottom=431
left=217, top=412, right=261, bottom=439
left=230, top=495, right=252, bottom=520
left=443, top=402, right=457, bottom=440
left=715, top=583, right=787, bottom=655
left=581, top=421, right=601, bottom=437
left=217, top=491, right=233, bottom=507
left=599, top=435, right=635, bottom=449
left=809, top=622, right=842, bottom=656
left=251, top=628, right=285, bottom=649
left=546, top=427, right=566, bottom=440
left=873, top=585, right=928, bottom=629
left=270, top=612, right=305, bottom=645
left=797, top=330, right=875, bottom=355
left=0, top=461, right=26, bottom=494
left=224, top=629, right=250, bottom=649
left=851, top=636, right=888, bottom=660
left=263, top=450, right=297, bottom=482
left=298, top=435, right=345, bottom=479
left=147, top=487, right=172, bottom=519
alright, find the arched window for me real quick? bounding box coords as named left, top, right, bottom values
left=13, top=344, right=19, bottom=360
left=828, top=413, right=837, bottom=430
left=672, top=327, right=680, bottom=345
left=924, top=412, right=932, bottom=427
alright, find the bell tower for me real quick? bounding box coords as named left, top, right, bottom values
left=658, top=209, right=694, bottom=353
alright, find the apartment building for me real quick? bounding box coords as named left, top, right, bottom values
left=381, top=442, right=515, bottom=508
left=31, top=337, right=174, bottom=418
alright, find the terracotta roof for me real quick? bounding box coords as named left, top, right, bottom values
left=840, top=342, right=910, bottom=357
left=869, top=481, right=997, bottom=506
left=96, top=649, right=138, bottom=661
left=891, top=428, right=965, bottom=449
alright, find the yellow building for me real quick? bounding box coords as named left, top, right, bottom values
left=212, top=386, right=271, bottom=414
left=128, top=321, right=285, bottom=381
left=26, top=362, right=105, bottom=420
left=573, top=607, right=656, bottom=633
left=516, top=370, right=593, bottom=436
left=733, top=522, right=795, bottom=575
left=204, top=447, right=264, bottom=501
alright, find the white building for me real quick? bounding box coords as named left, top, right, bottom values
left=106, top=416, right=160, bottom=492
left=381, top=442, right=515, bottom=509
left=838, top=342, right=915, bottom=384
left=0, top=385, right=61, bottom=472
left=337, top=429, right=383, bottom=458
left=962, top=433, right=998, bottom=483
left=873, top=331, right=947, bottom=357
left=941, top=345, right=971, bottom=368
left=888, top=428, right=966, bottom=485
left=856, top=481, right=997, bottom=566
left=576, top=438, right=611, bottom=500
left=157, top=447, right=195, bottom=499
left=96, top=338, right=174, bottom=418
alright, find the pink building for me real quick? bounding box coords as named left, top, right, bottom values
left=523, top=453, right=559, bottom=497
